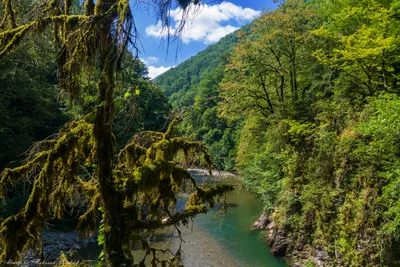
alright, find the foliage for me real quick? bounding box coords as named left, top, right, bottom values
left=0, top=0, right=234, bottom=266
left=155, top=25, right=253, bottom=170
left=61, top=52, right=171, bottom=149
left=214, top=0, right=400, bottom=265
left=0, top=25, right=67, bottom=170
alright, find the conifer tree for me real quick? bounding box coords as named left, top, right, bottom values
left=0, top=0, right=233, bottom=265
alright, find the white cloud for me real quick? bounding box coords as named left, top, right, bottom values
left=204, top=25, right=238, bottom=44
left=217, top=2, right=261, bottom=22
left=140, top=56, right=171, bottom=79
left=141, top=56, right=160, bottom=65
left=145, top=23, right=176, bottom=38
left=145, top=1, right=260, bottom=44
left=147, top=65, right=172, bottom=79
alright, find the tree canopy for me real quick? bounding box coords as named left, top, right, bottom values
left=0, top=0, right=233, bottom=266
left=218, top=0, right=400, bottom=265
left=156, top=0, right=400, bottom=265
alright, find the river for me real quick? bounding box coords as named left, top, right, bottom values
left=79, top=171, right=288, bottom=267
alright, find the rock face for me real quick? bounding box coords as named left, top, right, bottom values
left=253, top=212, right=333, bottom=266
left=253, top=212, right=289, bottom=257
left=268, top=228, right=289, bottom=257
left=253, top=212, right=270, bottom=230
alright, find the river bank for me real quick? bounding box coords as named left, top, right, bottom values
left=22, top=231, right=97, bottom=264
left=22, top=170, right=288, bottom=267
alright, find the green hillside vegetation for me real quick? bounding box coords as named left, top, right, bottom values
left=155, top=24, right=253, bottom=170
left=1, top=0, right=400, bottom=265
left=223, top=0, right=400, bottom=265
left=158, top=0, right=400, bottom=265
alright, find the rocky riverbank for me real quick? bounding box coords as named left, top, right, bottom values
left=253, top=212, right=331, bottom=267
left=22, top=231, right=97, bottom=263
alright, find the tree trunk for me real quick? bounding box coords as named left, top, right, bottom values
left=94, top=0, right=128, bottom=265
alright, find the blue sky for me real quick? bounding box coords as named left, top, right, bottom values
left=129, top=1, right=279, bottom=78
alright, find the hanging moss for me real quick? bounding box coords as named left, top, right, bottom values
left=0, top=119, right=97, bottom=260
left=77, top=193, right=101, bottom=238
left=0, top=0, right=17, bottom=30
left=0, top=0, right=233, bottom=264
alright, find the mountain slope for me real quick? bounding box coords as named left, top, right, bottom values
left=154, top=24, right=252, bottom=170
left=155, top=23, right=251, bottom=103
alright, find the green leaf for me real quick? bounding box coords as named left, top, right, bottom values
left=98, top=250, right=104, bottom=259
left=124, top=91, right=131, bottom=99
left=98, top=101, right=105, bottom=108
left=98, top=234, right=105, bottom=245
left=135, top=89, right=140, bottom=95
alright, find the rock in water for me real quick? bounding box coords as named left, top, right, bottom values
left=253, top=212, right=270, bottom=230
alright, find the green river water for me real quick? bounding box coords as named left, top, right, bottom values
left=79, top=173, right=288, bottom=267
left=184, top=173, right=288, bottom=267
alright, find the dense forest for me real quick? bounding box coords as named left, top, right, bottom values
left=0, top=8, right=171, bottom=218
left=155, top=26, right=249, bottom=170
left=0, top=0, right=234, bottom=266
left=1, top=0, right=400, bottom=266
left=157, top=0, right=400, bottom=266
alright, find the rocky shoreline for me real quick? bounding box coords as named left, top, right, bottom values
left=22, top=231, right=98, bottom=264
left=253, top=212, right=330, bottom=267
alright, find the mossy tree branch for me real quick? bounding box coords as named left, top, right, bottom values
left=0, top=0, right=233, bottom=265
left=0, top=119, right=96, bottom=261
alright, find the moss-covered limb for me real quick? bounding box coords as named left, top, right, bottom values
left=49, top=122, right=96, bottom=216
left=132, top=163, right=160, bottom=192
left=0, top=0, right=17, bottom=30
left=0, top=157, right=55, bottom=261
left=79, top=178, right=99, bottom=197
left=0, top=120, right=96, bottom=261
left=136, top=183, right=234, bottom=230
left=0, top=14, right=90, bottom=59
left=24, top=139, right=58, bottom=161
left=117, top=142, right=147, bottom=166
left=0, top=213, right=27, bottom=260
left=77, top=193, right=101, bottom=238
left=135, top=206, right=207, bottom=230
left=0, top=151, right=50, bottom=197
left=171, top=166, right=196, bottom=188
left=186, top=184, right=235, bottom=210
left=170, top=137, right=215, bottom=171
left=51, top=160, right=80, bottom=219
left=114, top=0, right=134, bottom=69
left=128, top=131, right=164, bottom=148
left=163, top=118, right=179, bottom=139
left=0, top=21, right=34, bottom=58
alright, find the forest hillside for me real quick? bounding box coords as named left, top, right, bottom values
left=157, top=0, right=400, bottom=266
left=1, top=0, right=400, bottom=266
left=154, top=24, right=254, bottom=170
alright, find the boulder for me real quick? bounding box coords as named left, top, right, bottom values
left=267, top=226, right=289, bottom=257
left=253, top=212, right=270, bottom=230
